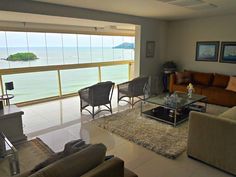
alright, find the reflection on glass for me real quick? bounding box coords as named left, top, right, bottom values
left=3, top=71, right=58, bottom=103
left=61, top=68, right=99, bottom=94
left=6, top=32, right=29, bottom=68
left=46, top=33, right=63, bottom=65
left=91, top=35, right=103, bottom=63
left=103, top=36, right=113, bottom=61
left=27, top=32, right=48, bottom=66
left=113, top=36, right=124, bottom=61
left=78, top=34, right=91, bottom=63
left=123, top=36, right=135, bottom=60
left=0, top=32, right=9, bottom=68
left=101, top=65, right=128, bottom=84
left=62, top=34, right=78, bottom=64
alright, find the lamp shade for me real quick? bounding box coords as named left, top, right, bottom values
left=5, top=82, right=14, bottom=90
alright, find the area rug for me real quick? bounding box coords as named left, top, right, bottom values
left=0, top=138, right=54, bottom=177
left=92, top=104, right=228, bottom=159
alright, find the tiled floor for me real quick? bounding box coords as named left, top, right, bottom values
left=20, top=91, right=233, bottom=177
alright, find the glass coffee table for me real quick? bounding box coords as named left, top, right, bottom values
left=0, top=132, right=20, bottom=176
left=141, top=92, right=207, bottom=126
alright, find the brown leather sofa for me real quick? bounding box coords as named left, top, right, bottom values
left=16, top=144, right=138, bottom=177
left=169, top=71, right=236, bottom=107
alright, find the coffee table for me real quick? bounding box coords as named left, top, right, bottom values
left=0, top=132, right=20, bottom=176
left=141, top=92, right=207, bottom=126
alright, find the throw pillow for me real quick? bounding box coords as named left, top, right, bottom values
left=212, top=73, right=230, bottom=88
left=226, top=76, right=236, bottom=92
left=31, top=139, right=89, bottom=174
left=175, top=72, right=192, bottom=84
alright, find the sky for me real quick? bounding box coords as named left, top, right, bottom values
left=0, top=31, right=134, bottom=48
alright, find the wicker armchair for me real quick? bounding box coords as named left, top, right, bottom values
left=117, top=77, right=149, bottom=107
left=78, top=81, right=115, bottom=118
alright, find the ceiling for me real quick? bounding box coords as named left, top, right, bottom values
left=0, top=11, right=135, bottom=30
left=33, top=0, right=236, bottom=20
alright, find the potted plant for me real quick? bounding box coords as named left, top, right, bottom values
left=162, top=61, right=177, bottom=74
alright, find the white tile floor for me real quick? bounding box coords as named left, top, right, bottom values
left=20, top=91, right=234, bottom=177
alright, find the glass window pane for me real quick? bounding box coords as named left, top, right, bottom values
left=46, top=33, right=63, bottom=65
left=63, top=34, right=78, bottom=64
left=113, top=36, right=124, bottom=61
left=3, top=71, right=59, bottom=103
left=91, top=35, right=103, bottom=63
left=101, top=65, right=128, bottom=84
left=78, top=34, right=91, bottom=63
left=103, top=36, right=113, bottom=62
left=61, top=68, right=99, bottom=94
left=0, top=31, right=9, bottom=69
left=6, top=31, right=29, bottom=68
left=123, top=36, right=135, bottom=60
left=27, top=32, right=48, bottom=66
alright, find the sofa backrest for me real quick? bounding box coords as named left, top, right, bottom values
left=29, top=144, right=106, bottom=177
left=186, top=70, right=213, bottom=86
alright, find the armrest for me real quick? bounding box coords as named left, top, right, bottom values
left=169, top=73, right=176, bottom=93
left=187, top=111, right=236, bottom=174
left=81, top=157, right=124, bottom=177
left=117, top=82, right=130, bottom=90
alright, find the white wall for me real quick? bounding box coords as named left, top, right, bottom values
left=0, top=0, right=168, bottom=93
left=166, top=14, right=236, bottom=75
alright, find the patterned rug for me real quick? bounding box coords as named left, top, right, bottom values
left=0, top=138, right=54, bottom=177
left=92, top=104, right=228, bottom=159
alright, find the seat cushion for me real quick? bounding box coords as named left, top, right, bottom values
left=29, top=144, right=106, bottom=177
left=202, top=87, right=236, bottom=107
left=212, top=73, right=230, bottom=88
left=124, top=168, right=138, bottom=177
left=219, top=106, right=236, bottom=121
left=172, top=84, right=205, bottom=94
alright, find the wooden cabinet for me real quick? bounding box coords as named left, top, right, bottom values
left=0, top=105, right=27, bottom=144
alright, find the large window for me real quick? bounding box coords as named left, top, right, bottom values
left=0, top=31, right=135, bottom=69
left=0, top=31, right=135, bottom=103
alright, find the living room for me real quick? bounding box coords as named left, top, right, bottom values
left=0, top=0, right=236, bottom=177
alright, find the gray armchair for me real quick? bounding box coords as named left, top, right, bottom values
left=117, top=77, right=149, bottom=107
left=78, top=81, right=115, bottom=118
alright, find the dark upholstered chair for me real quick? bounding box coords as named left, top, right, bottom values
left=117, top=77, right=149, bottom=107
left=78, top=81, right=115, bottom=118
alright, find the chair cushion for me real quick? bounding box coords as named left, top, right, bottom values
left=212, top=73, right=230, bottom=88
left=175, top=71, right=192, bottom=84
left=29, top=144, right=106, bottom=177
left=226, top=76, right=236, bottom=92
left=219, top=106, right=236, bottom=121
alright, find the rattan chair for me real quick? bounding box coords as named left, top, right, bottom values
left=117, top=77, right=149, bottom=107
left=78, top=81, right=115, bottom=118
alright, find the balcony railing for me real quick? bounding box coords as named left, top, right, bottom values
left=0, top=60, right=134, bottom=106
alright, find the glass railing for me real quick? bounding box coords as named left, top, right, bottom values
left=0, top=60, right=134, bottom=104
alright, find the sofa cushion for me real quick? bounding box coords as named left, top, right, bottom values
left=202, top=87, right=236, bottom=107
left=175, top=71, right=192, bottom=84
left=29, top=144, right=106, bottom=177
left=212, top=73, right=230, bottom=88
left=192, top=71, right=213, bottom=86
left=219, top=106, right=236, bottom=121
left=226, top=76, right=236, bottom=92
left=172, top=84, right=205, bottom=95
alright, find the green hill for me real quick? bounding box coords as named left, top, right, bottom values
left=7, top=52, right=38, bottom=61
left=113, top=42, right=134, bottom=49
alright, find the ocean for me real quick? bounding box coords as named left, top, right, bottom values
left=0, top=47, right=134, bottom=103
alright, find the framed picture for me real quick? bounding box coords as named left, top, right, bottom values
left=146, top=41, right=155, bottom=58
left=195, top=41, right=219, bottom=62
left=220, top=42, right=236, bottom=63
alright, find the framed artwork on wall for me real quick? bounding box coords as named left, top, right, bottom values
left=195, top=41, right=219, bottom=62
left=220, top=42, right=236, bottom=63
left=146, top=41, right=155, bottom=58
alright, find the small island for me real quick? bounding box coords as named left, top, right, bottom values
left=113, top=42, right=134, bottom=49
left=7, top=52, right=38, bottom=61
